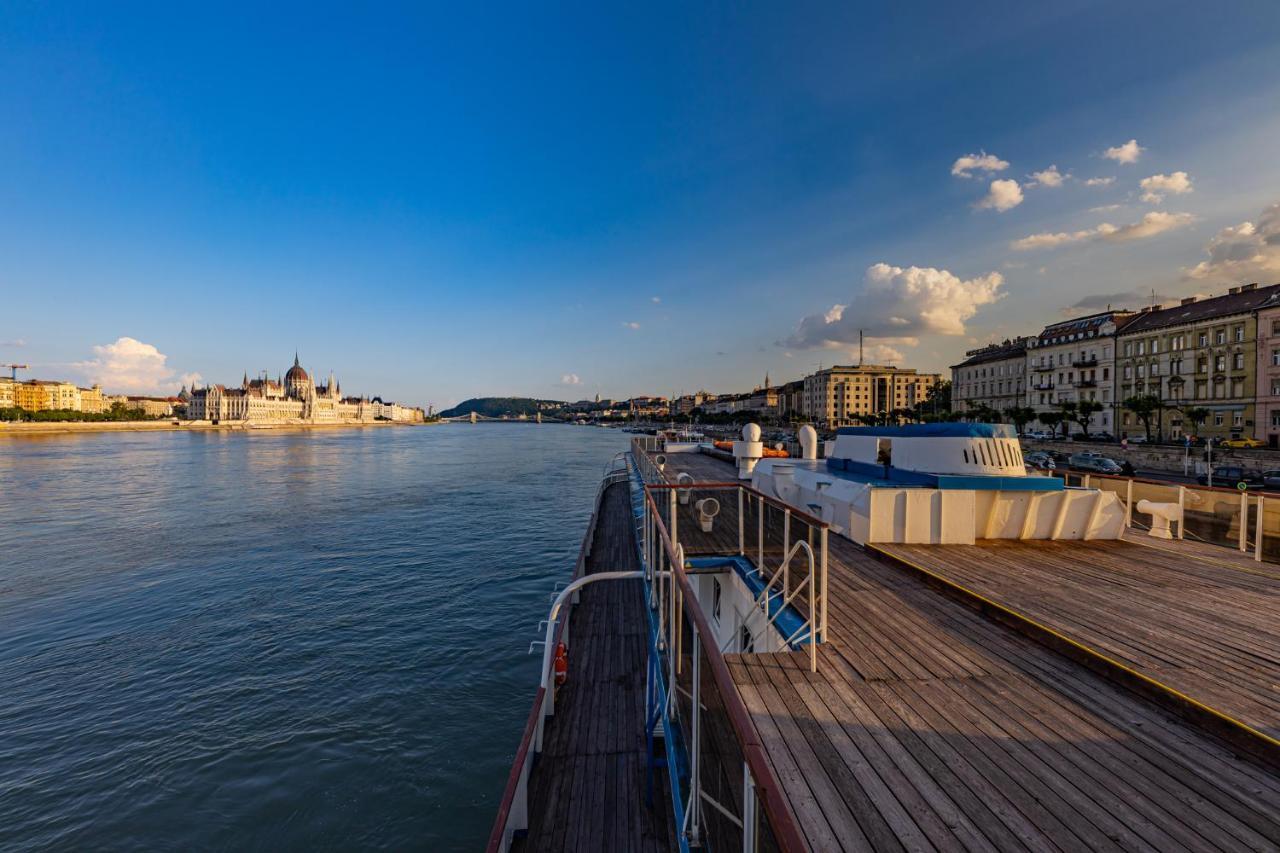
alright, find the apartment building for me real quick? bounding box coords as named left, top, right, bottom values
left=1116, top=283, right=1280, bottom=441
left=801, top=364, right=940, bottom=428
left=1026, top=310, right=1135, bottom=434
left=1255, top=300, right=1280, bottom=445
left=950, top=337, right=1030, bottom=416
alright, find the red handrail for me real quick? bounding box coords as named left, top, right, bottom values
left=645, top=488, right=810, bottom=853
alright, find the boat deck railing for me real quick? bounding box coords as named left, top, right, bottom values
left=486, top=463, right=632, bottom=853
left=642, top=484, right=809, bottom=853
left=1063, top=470, right=1277, bottom=561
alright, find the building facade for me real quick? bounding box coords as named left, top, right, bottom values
left=950, top=338, right=1029, bottom=416
left=1116, top=283, right=1280, bottom=441
left=1255, top=302, right=1280, bottom=445
left=187, top=354, right=377, bottom=423
left=801, top=365, right=940, bottom=428
left=1027, top=310, right=1134, bottom=434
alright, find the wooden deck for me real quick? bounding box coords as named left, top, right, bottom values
left=876, top=538, right=1280, bottom=740
left=514, top=483, right=676, bottom=853
left=656, top=449, right=1280, bottom=852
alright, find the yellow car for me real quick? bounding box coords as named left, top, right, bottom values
left=1220, top=437, right=1265, bottom=449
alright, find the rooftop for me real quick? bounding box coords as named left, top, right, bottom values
left=1119, top=282, right=1280, bottom=335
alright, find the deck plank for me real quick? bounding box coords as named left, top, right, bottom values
left=515, top=483, right=676, bottom=853
left=651, top=448, right=1280, bottom=852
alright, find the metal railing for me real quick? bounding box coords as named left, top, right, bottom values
left=642, top=485, right=809, bottom=853
left=487, top=463, right=634, bottom=853
left=1062, top=471, right=1274, bottom=562
left=645, top=481, right=829, bottom=670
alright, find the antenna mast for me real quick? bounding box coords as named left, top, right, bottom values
left=859, top=330, right=864, bottom=366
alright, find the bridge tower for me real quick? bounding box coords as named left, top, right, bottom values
left=470, top=411, right=478, bottom=424
left=536, top=411, right=542, bottom=424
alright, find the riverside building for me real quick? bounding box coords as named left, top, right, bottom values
left=1115, top=283, right=1280, bottom=442
left=186, top=354, right=377, bottom=424
left=950, top=337, right=1030, bottom=416
left=801, top=364, right=940, bottom=428
left=1026, top=309, right=1135, bottom=435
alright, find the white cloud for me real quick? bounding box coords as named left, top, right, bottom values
left=1084, top=176, right=1115, bottom=187
left=1027, top=165, right=1066, bottom=188
left=1139, top=171, right=1193, bottom=203
left=1186, top=202, right=1280, bottom=282
left=866, top=343, right=905, bottom=364
left=1011, top=210, right=1194, bottom=251
left=1103, top=139, right=1143, bottom=164
left=781, top=262, right=1004, bottom=356
left=559, top=373, right=583, bottom=386
left=975, top=178, right=1024, bottom=212
left=74, top=337, right=194, bottom=393
left=951, top=151, right=1009, bottom=178
left=0, top=338, right=27, bottom=348
left=650, top=296, right=661, bottom=303
left=1089, top=204, right=1123, bottom=213
left=622, top=321, right=641, bottom=330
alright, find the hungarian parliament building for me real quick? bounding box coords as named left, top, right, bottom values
left=184, top=354, right=422, bottom=424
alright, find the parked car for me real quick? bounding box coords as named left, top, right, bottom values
left=1071, top=432, right=1116, bottom=443
left=1068, top=453, right=1123, bottom=474
left=1024, top=451, right=1056, bottom=470
left=1196, top=466, right=1263, bottom=487
left=1220, top=436, right=1265, bottom=449
left=1261, top=470, right=1280, bottom=491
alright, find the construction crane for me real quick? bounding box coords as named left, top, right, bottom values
left=4, top=364, right=29, bottom=380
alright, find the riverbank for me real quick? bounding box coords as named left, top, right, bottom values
left=0, top=420, right=436, bottom=436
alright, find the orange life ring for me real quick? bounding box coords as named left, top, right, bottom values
left=553, top=642, right=568, bottom=687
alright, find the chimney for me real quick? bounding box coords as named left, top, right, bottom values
left=1242, top=282, right=1258, bottom=292
left=1181, top=296, right=1197, bottom=306
left=1228, top=286, right=1240, bottom=295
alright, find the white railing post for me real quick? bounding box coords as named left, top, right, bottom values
left=742, top=762, right=757, bottom=853
left=738, top=488, right=745, bottom=556
left=1125, top=478, right=1134, bottom=528
left=1177, top=486, right=1186, bottom=539
left=1239, top=488, right=1249, bottom=551
left=1256, top=495, right=1265, bottom=562
left=757, top=495, right=764, bottom=570
left=820, top=525, right=829, bottom=644
left=670, top=488, right=679, bottom=554
left=782, top=509, right=791, bottom=594
left=687, top=620, right=702, bottom=845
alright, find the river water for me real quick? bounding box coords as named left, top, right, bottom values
left=0, top=424, right=631, bottom=851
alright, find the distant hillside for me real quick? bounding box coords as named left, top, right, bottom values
left=438, top=397, right=565, bottom=419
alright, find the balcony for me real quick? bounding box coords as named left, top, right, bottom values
left=1072, top=357, right=1099, bottom=368
left=1075, top=379, right=1098, bottom=388
left=1033, top=382, right=1055, bottom=391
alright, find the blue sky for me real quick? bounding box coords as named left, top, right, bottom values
left=2, top=2, right=1279, bottom=408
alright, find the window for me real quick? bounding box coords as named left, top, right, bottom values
left=1124, top=343, right=1133, bottom=357
left=1233, top=379, right=1244, bottom=397
left=1170, top=359, right=1181, bottom=375
left=1123, top=365, right=1132, bottom=379
left=1234, top=412, right=1244, bottom=427
left=1273, top=381, right=1280, bottom=396
left=1272, top=411, right=1280, bottom=427
left=1216, top=355, right=1226, bottom=372
left=1273, top=319, right=1280, bottom=335
left=1215, top=412, right=1224, bottom=426
left=1137, top=364, right=1145, bottom=378
left=1235, top=326, right=1244, bottom=342
left=1234, top=353, right=1245, bottom=370
left=1137, top=341, right=1146, bottom=355
left=1198, top=358, right=1208, bottom=373
left=1151, top=363, right=1160, bottom=377
left=1151, top=339, right=1160, bottom=354
left=740, top=625, right=755, bottom=654
left=1216, top=330, right=1226, bottom=344
left=1199, top=333, right=1208, bottom=347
